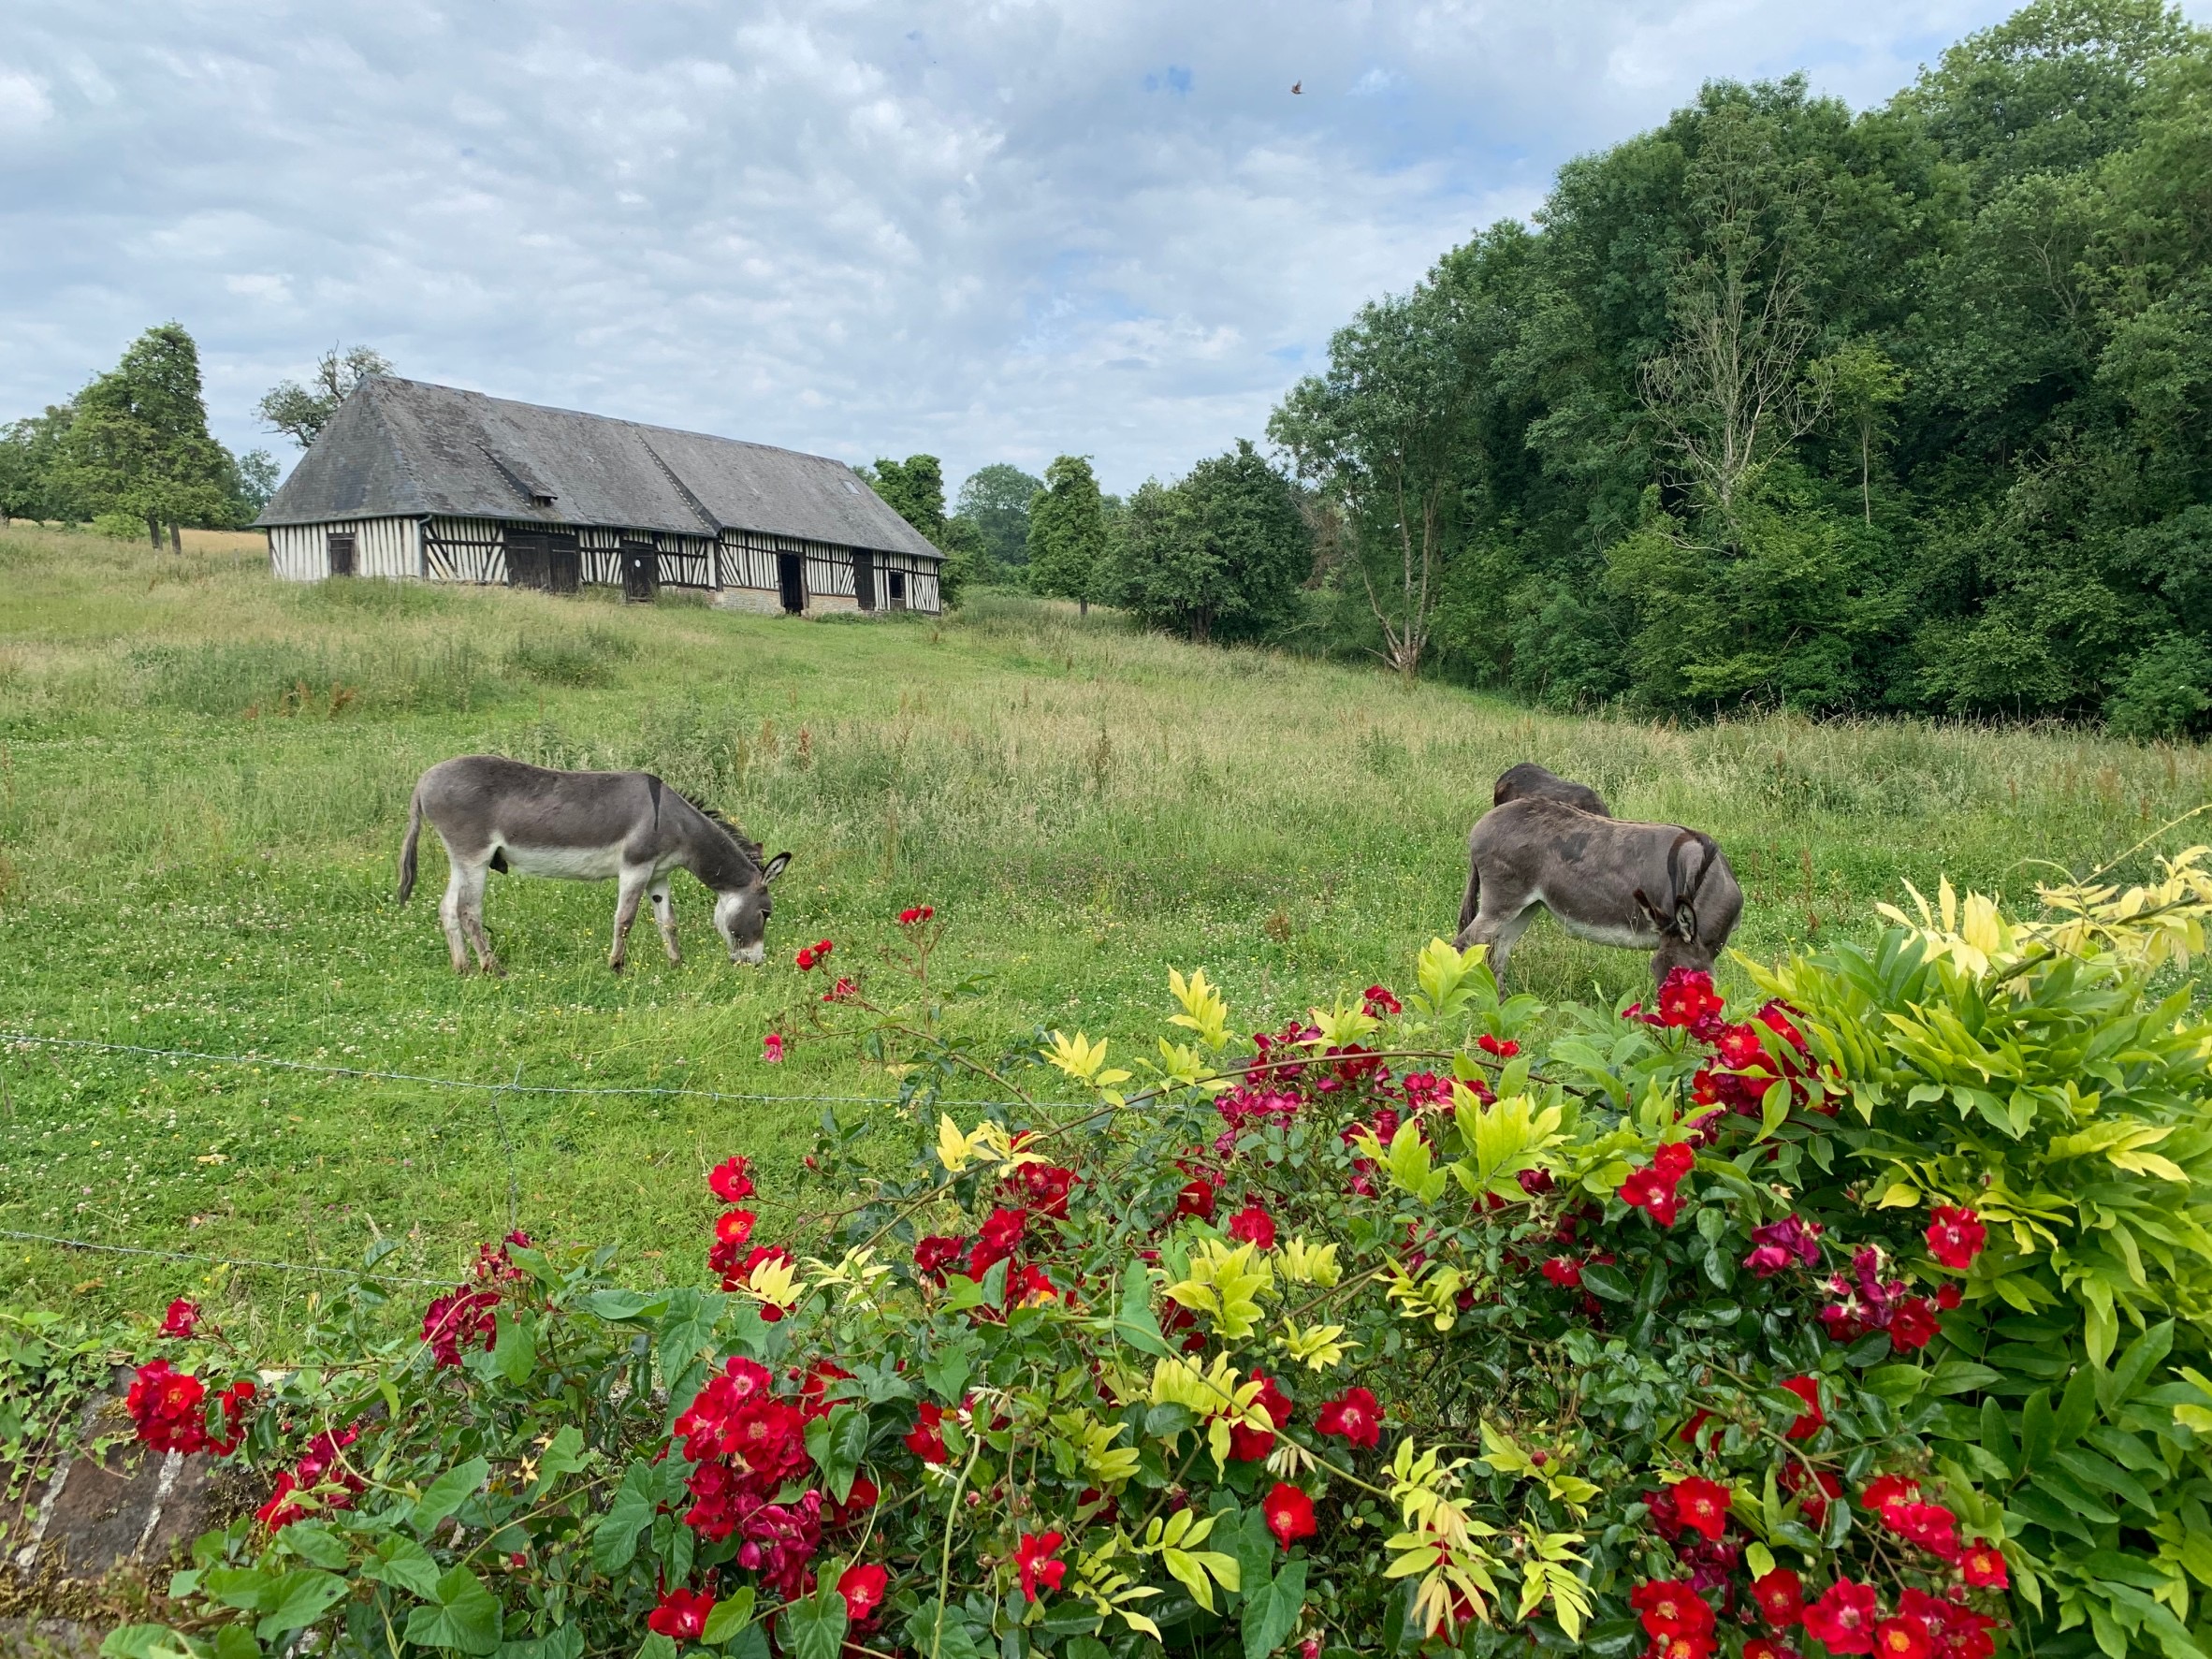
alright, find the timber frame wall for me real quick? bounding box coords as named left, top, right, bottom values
left=268, top=514, right=940, bottom=614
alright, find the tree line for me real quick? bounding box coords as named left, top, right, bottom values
left=0, top=327, right=388, bottom=546
left=1268, top=0, right=2212, bottom=736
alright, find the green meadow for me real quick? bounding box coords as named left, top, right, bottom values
left=2, top=525, right=2205, bottom=1348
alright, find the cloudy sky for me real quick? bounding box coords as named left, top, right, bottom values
left=3, top=0, right=2190, bottom=498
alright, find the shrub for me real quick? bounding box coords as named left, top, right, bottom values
left=94, top=510, right=148, bottom=541
left=2104, top=636, right=2212, bottom=742
left=102, top=857, right=2212, bottom=1659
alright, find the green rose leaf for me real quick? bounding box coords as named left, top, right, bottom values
left=402, top=1566, right=504, bottom=1656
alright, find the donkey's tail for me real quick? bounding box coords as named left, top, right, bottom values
left=397, top=789, right=424, bottom=903
left=1458, top=858, right=1480, bottom=936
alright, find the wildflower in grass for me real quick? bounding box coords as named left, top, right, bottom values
left=160, top=1299, right=199, bottom=1338
left=1262, top=1481, right=1316, bottom=1548
left=709, top=1156, right=755, bottom=1201
left=763, top=1032, right=784, bottom=1062
left=837, top=1562, right=889, bottom=1623
left=1314, top=1386, right=1380, bottom=1448
left=647, top=1587, right=716, bottom=1640
left=1926, top=1206, right=1986, bottom=1269
left=1803, top=1581, right=1880, bottom=1654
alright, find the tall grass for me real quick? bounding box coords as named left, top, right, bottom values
left=1, top=522, right=2205, bottom=1343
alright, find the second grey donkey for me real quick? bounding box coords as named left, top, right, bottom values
left=398, top=755, right=791, bottom=974
left=1492, top=761, right=1610, bottom=817
left=1454, top=790, right=1741, bottom=987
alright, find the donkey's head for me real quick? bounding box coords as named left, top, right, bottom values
left=714, top=851, right=792, bottom=965
left=1650, top=928, right=1718, bottom=984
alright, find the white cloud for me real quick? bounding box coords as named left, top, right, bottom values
left=1, top=0, right=2205, bottom=494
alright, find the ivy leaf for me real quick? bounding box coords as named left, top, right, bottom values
left=591, top=1463, right=657, bottom=1573
left=402, top=1567, right=505, bottom=1656
left=532, top=1425, right=587, bottom=1495
left=1115, top=1261, right=1171, bottom=1357
left=586, top=1289, right=668, bottom=1323
left=1242, top=1560, right=1308, bottom=1659
left=491, top=1310, right=537, bottom=1386
left=364, top=1534, right=444, bottom=1601
left=783, top=1584, right=850, bottom=1659
left=701, top=1589, right=758, bottom=1646
left=803, top=1403, right=872, bottom=1504
left=255, top=1570, right=348, bottom=1640
left=655, top=1289, right=726, bottom=1381
left=413, top=1457, right=490, bottom=1536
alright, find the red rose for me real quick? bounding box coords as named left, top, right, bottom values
left=1925, top=1205, right=1986, bottom=1270
left=1779, top=1375, right=1825, bottom=1440
left=1666, top=1475, right=1731, bottom=1541
left=1315, top=1386, right=1381, bottom=1449
left=1541, top=1256, right=1583, bottom=1288
left=1804, top=1581, right=1880, bottom=1655
left=1226, top=1201, right=1277, bottom=1249
left=1630, top=1579, right=1714, bottom=1637
left=1620, top=1167, right=1681, bottom=1227
left=1014, top=1530, right=1067, bottom=1600
left=647, top=1588, right=715, bottom=1640
left=837, top=1562, right=889, bottom=1623
left=1960, top=1539, right=2008, bottom=1589
left=762, top=1032, right=784, bottom=1064
left=1873, top=1619, right=1931, bottom=1659
left=1477, top=1033, right=1520, bottom=1058
left=159, top=1299, right=200, bottom=1339
left=1743, top=1642, right=1801, bottom=1659
left=715, top=1209, right=756, bottom=1246
left=1751, top=1568, right=1805, bottom=1627
left=1262, top=1482, right=1317, bottom=1549
left=905, top=1402, right=950, bottom=1463
left=1652, top=1142, right=1695, bottom=1185
left=1887, top=1296, right=1941, bottom=1351
left=1361, top=984, right=1403, bottom=1017
left=1174, top=1177, right=1216, bottom=1222
left=708, top=1157, right=755, bottom=1201
left=1779, top=1461, right=1841, bottom=1525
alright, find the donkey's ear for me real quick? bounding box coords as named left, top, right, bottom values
left=761, top=851, right=792, bottom=883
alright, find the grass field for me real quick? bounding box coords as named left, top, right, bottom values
left=3, top=524, right=2207, bottom=1350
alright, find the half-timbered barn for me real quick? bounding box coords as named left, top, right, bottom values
left=254, top=377, right=945, bottom=615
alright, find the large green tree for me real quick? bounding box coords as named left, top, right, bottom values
left=1114, top=441, right=1310, bottom=642
left=52, top=324, right=232, bottom=549
left=1026, top=455, right=1110, bottom=616
left=255, top=345, right=392, bottom=449
left=953, top=463, right=1044, bottom=571
left=862, top=454, right=948, bottom=544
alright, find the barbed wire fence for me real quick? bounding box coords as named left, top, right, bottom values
left=0, top=1026, right=1075, bottom=1292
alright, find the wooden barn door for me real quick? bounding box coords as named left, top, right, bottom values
left=777, top=552, right=806, bottom=614
left=506, top=531, right=547, bottom=589
left=620, top=540, right=658, bottom=603
left=327, top=532, right=357, bottom=576
left=852, top=551, right=876, bottom=611
left=546, top=532, right=581, bottom=594
left=887, top=570, right=909, bottom=611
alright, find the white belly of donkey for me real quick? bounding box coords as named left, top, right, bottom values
left=1531, top=890, right=1666, bottom=950
left=499, top=842, right=626, bottom=880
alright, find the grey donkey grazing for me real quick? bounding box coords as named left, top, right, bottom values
left=1453, top=791, right=1741, bottom=987
left=398, top=755, right=790, bottom=974
left=1492, top=761, right=1610, bottom=817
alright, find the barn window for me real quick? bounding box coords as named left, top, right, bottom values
left=887, top=570, right=908, bottom=610
left=327, top=532, right=357, bottom=576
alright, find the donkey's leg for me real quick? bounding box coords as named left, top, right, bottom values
left=438, top=856, right=473, bottom=974
left=456, top=862, right=502, bottom=976
left=609, top=866, right=649, bottom=972
left=1461, top=895, right=1539, bottom=989
left=649, top=877, right=682, bottom=965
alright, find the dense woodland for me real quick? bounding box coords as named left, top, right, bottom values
left=11, top=0, right=2210, bottom=735
left=1267, top=0, right=2212, bottom=735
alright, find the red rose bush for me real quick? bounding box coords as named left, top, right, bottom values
left=118, top=861, right=2212, bottom=1659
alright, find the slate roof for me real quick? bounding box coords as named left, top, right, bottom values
left=255, top=377, right=941, bottom=561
